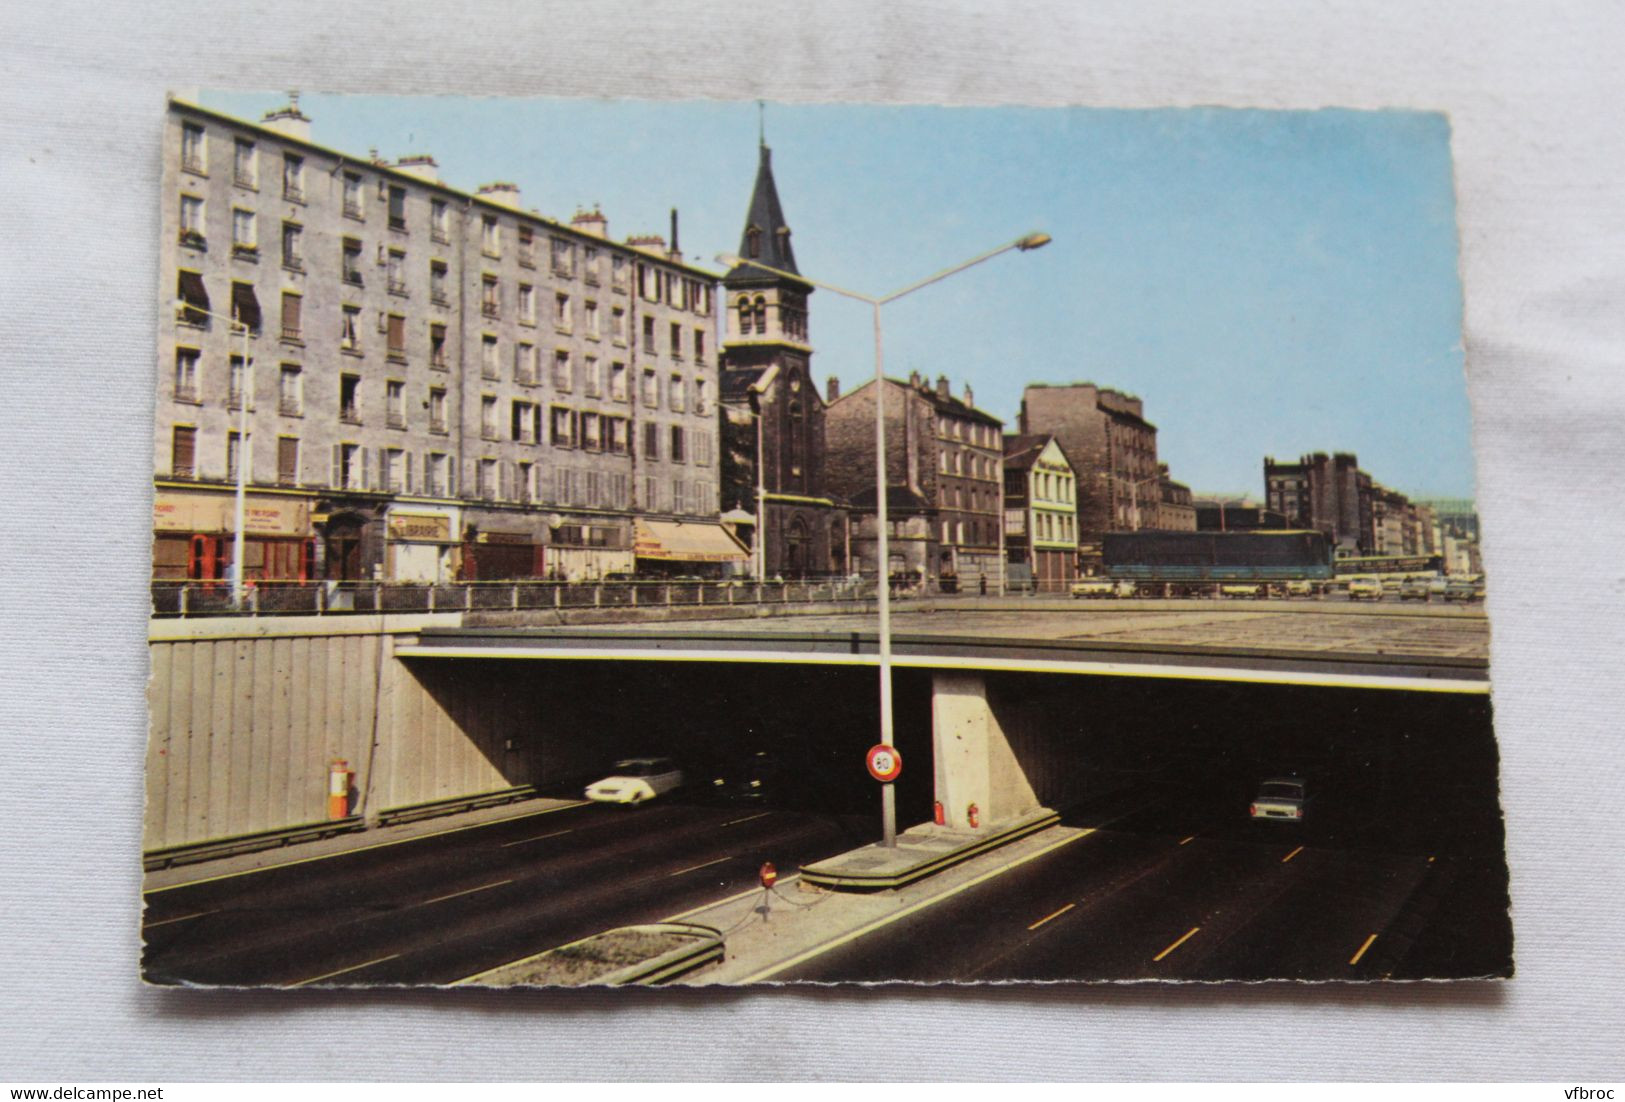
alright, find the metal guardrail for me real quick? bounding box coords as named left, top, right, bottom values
left=142, top=815, right=365, bottom=871
left=376, top=785, right=539, bottom=827
left=150, top=577, right=887, bottom=617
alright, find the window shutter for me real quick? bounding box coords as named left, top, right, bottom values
left=447, top=461, right=457, bottom=497
left=361, top=447, right=371, bottom=490
left=499, top=461, right=511, bottom=501
left=404, top=452, right=414, bottom=494
left=331, top=445, right=341, bottom=489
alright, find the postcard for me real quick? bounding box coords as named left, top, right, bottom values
left=142, top=93, right=1507, bottom=986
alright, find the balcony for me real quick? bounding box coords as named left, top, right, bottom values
left=234, top=171, right=257, bottom=190
left=283, top=184, right=305, bottom=204
left=388, top=278, right=409, bottom=297
left=174, top=384, right=199, bottom=404
left=279, top=399, right=302, bottom=417
left=343, top=201, right=364, bottom=221
left=177, top=229, right=206, bottom=251
left=482, top=304, right=500, bottom=320
left=280, top=325, right=303, bottom=343
left=182, top=155, right=206, bottom=176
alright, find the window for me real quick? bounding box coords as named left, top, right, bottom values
left=752, top=295, right=766, bottom=333
left=477, top=458, right=497, bottom=500
left=584, top=246, right=600, bottom=285
left=340, top=305, right=360, bottom=350
left=233, top=138, right=256, bottom=188
left=517, top=225, right=535, bottom=267
left=387, top=249, right=406, bottom=295
left=387, top=185, right=406, bottom=231
left=179, top=195, right=205, bottom=247
left=519, top=283, right=536, bottom=325
left=607, top=417, right=629, bottom=455
left=550, top=406, right=575, bottom=447
left=551, top=237, right=575, bottom=277
left=226, top=431, right=244, bottom=482
left=585, top=301, right=600, bottom=337
left=611, top=306, right=627, bottom=343
left=428, top=387, right=447, bottom=433
left=641, top=368, right=658, bottom=408
left=516, top=341, right=538, bottom=385
left=230, top=281, right=261, bottom=334
left=171, top=425, right=196, bottom=478
left=482, top=215, right=500, bottom=257
left=511, top=400, right=539, bottom=444
left=173, top=348, right=199, bottom=403
left=425, top=452, right=449, bottom=496
left=582, top=356, right=600, bottom=396
left=642, top=316, right=656, bottom=353
left=746, top=225, right=761, bottom=258
left=642, top=476, right=663, bottom=513
left=610, top=362, right=628, bottom=402
left=177, top=270, right=210, bottom=326
left=277, top=437, right=299, bottom=486
left=670, top=322, right=682, bottom=358
left=382, top=448, right=406, bottom=493
left=482, top=275, right=500, bottom=318
left=430, top=199, right=449, bottom=242
left=339, top=374, right=361, bottom=423
left=181, top=123, right=206, bottom=175
left=693, top=431, right=713, bottom=467
left=429, top=323, right=447, bottom=369
left=642, top=421, right=660, bottom=461
left=481, top=395, right=498, bottom=439
left=342, top=238, right=362, bottom=285
left=343, top=172, right=364, bottom=220
left=268, top=215, right=298, bottom=268
left=232, top=208, right=256, bottom=254
left=476, top=334, right=498, bottom=379
left=281, top=291, right=302, bottom=341
left=552, top=349, right=572, bottom=391
left=694, top=328, right=706, bottom=362
left=669, top=425, right=686, bottom=463
left=430, top=259, right=448, bottom=304
left=279, top=363, right=302, bottom=415
left=581, top=412, right=601, bottom=451
left=672, top=479, right=688, bottom=514
left=337, top=443, right=362, bottom=490
left=554, top=292, right=571, bottom=332
left=516, top=461, right=533, bottom=503
left=386, top=380, right=405, bottom=428
left=611, top=254, right=628, bottom=292
left=282, top=153, right=304, bottom=202
left=693, top=378, right=709, bottom=415
left=669, top=374, right=686, bottom=412
left=737, top=296, right=753, bottom=336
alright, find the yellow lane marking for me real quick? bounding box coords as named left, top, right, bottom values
left=142, top=908, right=219, bottom=929
left=1178, top=836, right=1195, bottom=846
left=1281, top=846, right=1304, bottom=863
left=1027, top=903, right=1075, bottom=931
left=288, top=953, right=400, bottom=987
left=736, top=828, right=1092, bottom=984
left=668, top=856, right=732, bottom=878
left=145, top=801, right=592, bottom=895
left=500, top=829, right=573, bottom=848
left=1349, top=933, right=1379, bottom=966
left=723, top=812, right=773, bottom=828
left=418, top=879, right=512, bottom=906
left=1153, top=926, right=1202, bottom=962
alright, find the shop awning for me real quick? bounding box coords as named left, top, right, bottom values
left=633, top=519, right=749, bottom=562
left=231, top=281, right=262, bottom=334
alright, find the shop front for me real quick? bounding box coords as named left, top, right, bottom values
left=153, top=488, right=314, bottom=582
left=385, top=507, right=461, bottom=584
left=545, top=518, right=634, bottom=581
left=632, top=518, right=750, bottom=579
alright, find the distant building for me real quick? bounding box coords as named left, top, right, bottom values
left=1017, top=383, right=1161, bottom=567
left=826, top=372, right=1004, bottom=587
left=1155, top=464, right=1197, bottom=531
left=716, top=141, right=844, bottom=577
left=1002, top=434, right=1078, bottom=593
left=1263, top=452, right=1374, bottom=552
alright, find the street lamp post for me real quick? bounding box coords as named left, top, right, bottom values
left=718, top=231, right=1050, bottom=847
left=173, top=298, right=255, bottom=610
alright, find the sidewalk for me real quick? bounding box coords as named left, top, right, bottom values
left=671, top=822, right=1093, bottom=985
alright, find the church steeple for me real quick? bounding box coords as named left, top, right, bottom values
left=728, top=143, right=801, bottom=282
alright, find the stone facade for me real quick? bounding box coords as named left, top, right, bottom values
left=155, top=96, right=725, bottom=585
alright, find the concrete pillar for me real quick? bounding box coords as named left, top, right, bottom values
left=931, top=672, right=1039, bottom=831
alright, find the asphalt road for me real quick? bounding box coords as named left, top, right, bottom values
left=141, top=798, right=867, bottom=986
left=776, top=789, right=1512, bottom=983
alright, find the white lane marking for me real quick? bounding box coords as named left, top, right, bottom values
left=417, top=879, right=512, bottom=906
left=722, top=812, right=772, bottom=828
left=736, top=828, right=1091, bottom=984
left=668, top=856, right=732, bottom=878
left=288, top=953, right=401, bottom=987
left=500, top=829, right=573, bottom=848
left=142, top=908, right=219, bottom=929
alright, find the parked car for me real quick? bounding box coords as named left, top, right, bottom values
left=1398, top=576, right=1433, bottom=601
left=1071, top=578, right=1134, bottom=599
left=1250, top=777, right=1308, bottom=823
left=1444, top=578, right=1482, bottom=602
left=1220, top=583, right=1264, bottom=599
left=584, top=757, right=685, bottom=805
left=1284, top=580, right=1315, bottom=598
left=1346, top=576, right=1384, bottom=601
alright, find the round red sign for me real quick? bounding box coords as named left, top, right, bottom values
left=866, top=743, right=903, bottom=783
left=758, top=861, right=778, bottom=889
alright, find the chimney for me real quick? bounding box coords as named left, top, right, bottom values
left=626, top=234, right=667, bottom=256
left=668, top=208, right=682, bottom=262
left=936, top=375, right=951, bottom=401
left=261, top=93, right=311, bottom=142
left=827, top=376, right=841, bottom=402
left=909, top=370, right=922, bottom=388
left=963, top=382, right=974, bottom=409
left=571, top=206, right=608, bottom=239
left=393, top=154, right=440, bottom=183
left=476, top=181, right=524, bottom=209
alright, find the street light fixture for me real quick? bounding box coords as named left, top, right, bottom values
left=172, top=297, right=255, bottom=610
left=717, top=231, right=1051, bottom=847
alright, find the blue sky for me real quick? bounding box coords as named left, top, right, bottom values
left=202, top=92, right=1473, bottom=500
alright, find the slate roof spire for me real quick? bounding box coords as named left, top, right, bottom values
left=728, top=140, right=802, bottom=284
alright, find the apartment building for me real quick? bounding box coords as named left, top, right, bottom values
left=1002, top=434, right=1078, bottom=593
left=154, top=95, right=730, bottom=585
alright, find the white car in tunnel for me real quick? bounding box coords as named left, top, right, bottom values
left=585, top=758, right=686, bottom=805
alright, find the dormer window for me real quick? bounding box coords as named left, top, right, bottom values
left=746, top=225, right=762, bottom=259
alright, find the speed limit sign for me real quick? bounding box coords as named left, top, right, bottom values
left=866, top=743, right=903, bottom=783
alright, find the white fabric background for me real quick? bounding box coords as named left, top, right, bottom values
left=2, top=0, right=1621, bottom=1082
